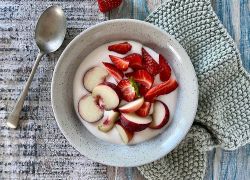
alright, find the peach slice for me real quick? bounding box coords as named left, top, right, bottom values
left=120, top=113, right=152, bottom=132
left=98, top=111, right=120, bottom=132
left=78, top=94, right=104, bottom=122
left=149, top=101, right=170, bottom=129
left=92, top=84, right=119, bottom=110
left=119, top=97, right=144, bottom=113
left=115, top=121, right=134, bottom=144
left=83, top=66, right=108, bottom=92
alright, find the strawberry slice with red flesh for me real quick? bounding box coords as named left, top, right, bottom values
left=125, top=70, right=153, bottom=89
left=117, top=79, right=139, bottom=102
left=139, top=85, right=149, bottom=97
left=136, top=102, right=151, bottom=117
left=123, top=53, right=143, bottom=69
left=142, top=48, right=161, bottom=76
left=145, top=79, right=178, bottom=102
left=109, top=55, right=129, bottom=71
left=102, top=62, right=124, bottom=82
left=108, top=42, right=132, bottom=54
left=127, top=70, right=153, bottom=89
left=159, top=54, right=171, bottom=81
left=97, top=0, right=122, bottom=13
left=125, top=72, right=134, bottom=78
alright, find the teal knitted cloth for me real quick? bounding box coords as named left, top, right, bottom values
left=138, top=0, right=250, bottom=179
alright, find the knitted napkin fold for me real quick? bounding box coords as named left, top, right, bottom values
left=138, top=0, right=250, bottom=179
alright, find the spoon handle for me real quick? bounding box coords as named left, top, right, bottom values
left=7, top=52, right=45, bottom=129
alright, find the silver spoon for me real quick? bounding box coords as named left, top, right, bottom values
left=7, top=6, right=67, bottom=129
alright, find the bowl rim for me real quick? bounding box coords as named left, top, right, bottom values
left=51, top=19, right=198, bottom=167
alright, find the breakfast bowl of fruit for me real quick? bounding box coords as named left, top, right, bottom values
left=51, top=19, right=198, bottom=167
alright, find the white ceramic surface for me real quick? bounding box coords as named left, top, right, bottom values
left=51, top=19, right=198, bottom=167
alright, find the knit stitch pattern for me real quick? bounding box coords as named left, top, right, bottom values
left=138, top=0, right=250, bottom=179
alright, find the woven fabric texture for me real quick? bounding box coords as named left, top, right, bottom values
left=138, top=0, right=250, bottom=179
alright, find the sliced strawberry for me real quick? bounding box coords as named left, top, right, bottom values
left=109, top=55, right=129, bottom=71
left=125, top=70, right=153, bottom=89
left=159, top=54, right=171, bottom=81
left=123, top=53, right=143, bottom=69
left=145, top=79, right=178, bottom=101
left=117, top=79, right=139, bottom=102
left=139, top=85, right=149, bottom=97
left=125, top=72, right=135, bottom=78
left=130, top=70, right=154, bottom=89
left=142, top=48, right=161, bottom=76
left=97, top=0, right=122, bottom=13
left=108, top=42, right=132, bottom=54
left=102, top=62, right=124, bottom=82
left=136, top=102, right=151, bottom=117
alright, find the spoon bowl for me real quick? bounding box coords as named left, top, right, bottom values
left=35, top=6, right=66, bottom=53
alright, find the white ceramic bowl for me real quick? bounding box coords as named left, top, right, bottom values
left=51, top=19, right=198, bottom=167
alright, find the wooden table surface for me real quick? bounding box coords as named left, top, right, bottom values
left=0, top=0, right=249, bottom=179
left=108, top=1, right=250, bottom=179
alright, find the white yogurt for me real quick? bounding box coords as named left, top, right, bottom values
left=73, top=40, right=178, bottom=145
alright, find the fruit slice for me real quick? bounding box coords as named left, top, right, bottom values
left=119, top=100, right=128, bottom=107
left=149, top=101, right=170, bottom=129
left=117, top=79, right=139, bottom=102
left=78, top=94, right=104, bottom=122
left=125, top=72, right=134, bottom=78
left=119, top=97, right=144, bottom=113
left=102, top=62, right=124, bottom=82
left=83, top=66, right=109, bottom=92
left=109, top=55, right=129, bottom=71
left=92, top=84, right=119, bottom=110
left=115, top=121, right=134, bottom=144
left=126, top=69, right=153, bottom=89
left=98, top=111, right=120, bottom=132
left=123, top=53, right=143, bottom=69
left=149, top=103, right=154, bottom=115
left=108, top=42, right=132, bottom=54
left=145, top=79, right=178, bottom=102
left=139, top=85, right=149, bottom=96
left=135, top=101, right=151, bottom=117
left=97, top=0, right=122, bottom=13
left=142, top=48, right=161, bottom=76
left=120, top=113, right=152, bottom=132
left=101, top=82, right=121, bottom=98
left=159, top=54, right=171, bottom=81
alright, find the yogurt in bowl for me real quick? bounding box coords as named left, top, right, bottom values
left=51, top=19, right=198, bottom=167
left=73, top=40, right=179, bottom=145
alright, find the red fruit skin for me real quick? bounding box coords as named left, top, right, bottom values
left=145, top=79, right=178, bottom=101
left=123, top=53, right=143, bottom=69
left=109, top=55, right=129, bottom=71
left=97, top=0, right=122, bottom=13
left=139, top=86, right=149, bottom=97
left=120, top=114, right=150, bottom=132
left=102, top=62, right=124, bottom=82
left=142, top=48, right=161, bottom=76
left=117, top=79, right=136, bottom=102
left=149, top=101, right=170, bottom=129
left=136, top=102, right=151, bottom=117
left=108, top=42, right=132, bottom=54
left=159, top=54, right=171, bottom=81
left=115, top=121, right=134, bottom=141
